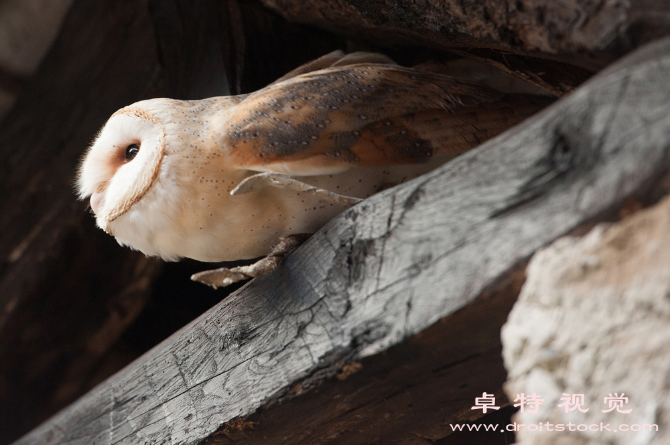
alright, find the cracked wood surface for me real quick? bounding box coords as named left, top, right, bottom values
left=15, top=38, right=670, bottom=444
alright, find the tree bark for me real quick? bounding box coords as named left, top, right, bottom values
left=14, top=37, right=670, bottom=445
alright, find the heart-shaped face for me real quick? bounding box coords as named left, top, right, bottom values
left=78, top=106, right=165, bottom=227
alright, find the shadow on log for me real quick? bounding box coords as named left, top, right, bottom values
left=14, top=37, right=670, bottom=444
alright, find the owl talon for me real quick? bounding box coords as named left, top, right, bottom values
left=231, top=172, right=362, bottom=207
left=191, top=268, right=250, bottom=288
left=191, top=233, right=313, bottom=289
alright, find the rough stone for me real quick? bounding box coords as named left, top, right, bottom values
left=502, top=195, right=670, bottom=444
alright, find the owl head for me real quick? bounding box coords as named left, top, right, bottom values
left=77, top=99, right=196, bottom=261
left=77, top=96, right=249, bottom=262
left=78, top=106, right=166, bottom=225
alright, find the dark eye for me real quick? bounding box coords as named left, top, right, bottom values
left=125, top=143, right=140, bottom=161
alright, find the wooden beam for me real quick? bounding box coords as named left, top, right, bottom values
left=261, top=0, right=670, bottom=96
left=261, top=0, right=670, bottom=71
left=15, top=36, right=670, bottom=445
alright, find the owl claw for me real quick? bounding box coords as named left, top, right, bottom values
left=231, top=172, right=362, bottom=207
left=191, top=233, right=313, bottom=289
left=191, top=268, right=250, bottom=288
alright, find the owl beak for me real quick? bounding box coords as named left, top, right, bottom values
left=90, top=191, right=105, bottom=216
left=91, top=190, right=114, bottom=235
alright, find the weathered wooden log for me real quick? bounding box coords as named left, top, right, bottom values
left=15, top=37, right=670, bottom=444
left=261, top=0, right=670, bottom=94
left=262, top=0, right=670, bottom=68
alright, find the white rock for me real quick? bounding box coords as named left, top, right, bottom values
left=502, top=196, right=670, bottom=445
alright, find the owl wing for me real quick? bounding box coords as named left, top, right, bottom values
left=222, top=63, right=551, bottom=176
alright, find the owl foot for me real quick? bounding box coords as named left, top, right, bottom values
left=191, top=233, right=312, bottom=289
left=231, top=172, right=362, bottom=207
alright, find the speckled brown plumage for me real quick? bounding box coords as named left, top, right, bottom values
left=224, top=56, right=544, bottom=171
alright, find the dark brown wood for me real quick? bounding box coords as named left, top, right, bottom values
left=0, top=1, right=238, bottom=443
left=261, top=0, right=670, bottom=92
left=14, top=37, right=670, bottom=445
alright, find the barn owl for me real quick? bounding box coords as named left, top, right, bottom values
left=77, top=51, right=549, bottom=287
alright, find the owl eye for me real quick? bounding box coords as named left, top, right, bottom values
left=125, top=143, right=140, bottom=161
